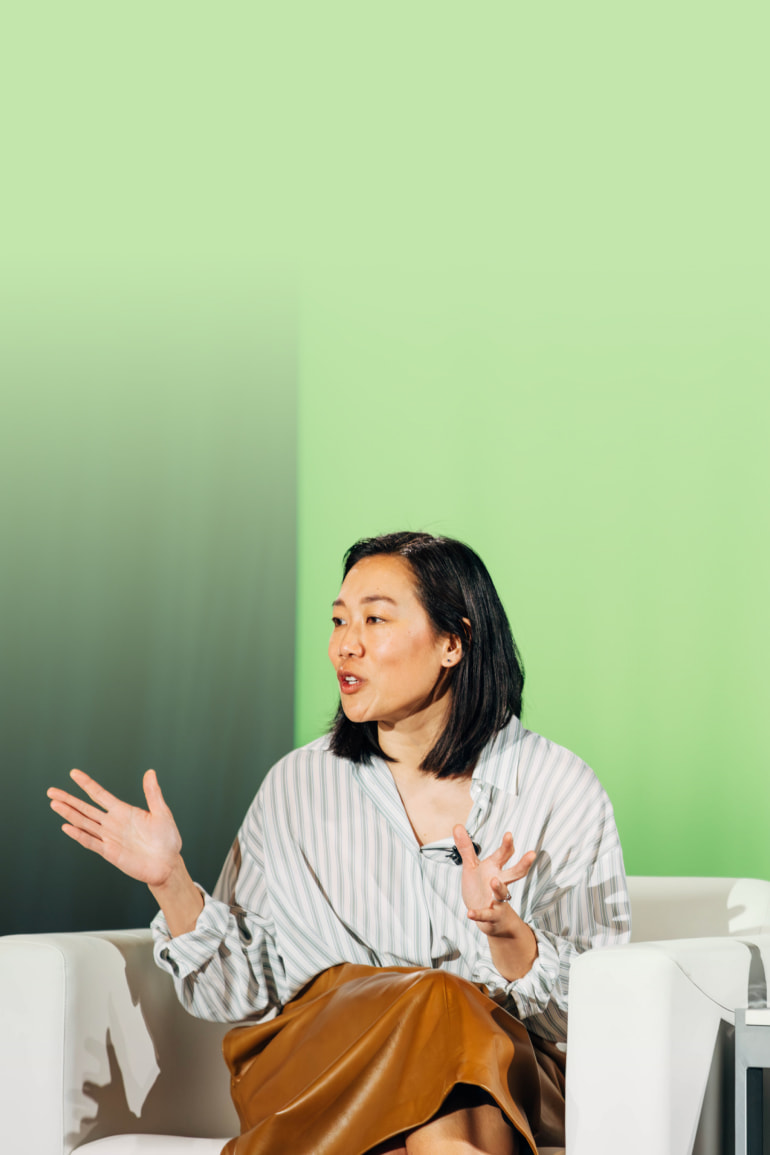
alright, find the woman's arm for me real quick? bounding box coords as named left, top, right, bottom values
left=476, top=841, right=630, bottom=1039
left=152, top=801, right=285, bottom=1023
left=453, top=824, right=539, bottom=982
left=454, top=821, right=631, bottom=1040
left=49, top=768, right=285, bottom=1023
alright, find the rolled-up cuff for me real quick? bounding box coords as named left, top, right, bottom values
left=504, top=929, right=561, bottom=1019
left=474, top=929, right=561, bottom=1021
left=150, top=888, right=231, bottom=978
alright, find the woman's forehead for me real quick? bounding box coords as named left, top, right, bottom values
left=335, top=555, right=418, bottom=604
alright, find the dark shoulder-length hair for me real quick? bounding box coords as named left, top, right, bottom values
left=328, top=531, right=524, bottom=778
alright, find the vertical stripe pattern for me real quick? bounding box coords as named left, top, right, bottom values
left=152, top=717, right=630, bottom=1042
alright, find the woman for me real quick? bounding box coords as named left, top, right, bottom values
left=48, top=532, right=631, bottom=1155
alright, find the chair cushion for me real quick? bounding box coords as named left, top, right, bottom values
left=78, top=1137, right=563, bottom=1155
left=77, top=1137, right=232, bottom=1154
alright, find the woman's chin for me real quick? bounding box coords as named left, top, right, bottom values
left=340, top=698, right=372, bottom=724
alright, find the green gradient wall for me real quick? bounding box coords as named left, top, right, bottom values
left=295, top=4, right=770, bottom=880
left=3, top=3, right=769, bottom=935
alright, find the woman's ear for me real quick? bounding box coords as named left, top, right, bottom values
left=441, top=626, right=468, bottom=668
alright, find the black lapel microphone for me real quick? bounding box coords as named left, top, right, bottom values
left=448, top=840, right=481, bottom=865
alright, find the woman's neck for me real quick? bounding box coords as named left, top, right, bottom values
left=377, top=696, right=451, bottom=775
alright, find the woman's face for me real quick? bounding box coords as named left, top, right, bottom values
left=329, top=554, right=461, bottom=729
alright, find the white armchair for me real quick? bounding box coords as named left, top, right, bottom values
left=2, top=877, right=769, bottom=1155
left=567, top=877, right=770, bottom=1155
left=0, top=929, right=236, bottom=1155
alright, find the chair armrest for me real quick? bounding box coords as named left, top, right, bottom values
left=565, top=935, right=770, bottom=1155
left=0, top=930, right=238, bottom=1155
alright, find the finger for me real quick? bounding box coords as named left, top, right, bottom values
left=47, top=788, right=110, bottom=826
left=490, top=876, right=512, bottom=903
left=47, top=786, right=85, bottom=807
left=69, top=769, right=122, bottom=811
left=489, top=831, right=514, bottom=869
left=60, top=823, right=109, bottom=857
left=500, top=851, right=537, bottom=884
left=49, top=798, right=107, bottom=838
left=452, top=825, right=480, bottom=867
left=467, top=904, right=507, bottom=923
left=142, top=769, right=170, bottom=816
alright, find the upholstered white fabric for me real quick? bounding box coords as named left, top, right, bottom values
left=2, top=877, right=770, bottom=1155
left=0, top=929, right=237, bottom=1155
left=566, top=877, right=770, bottom=1155
left=76, top=1141, right=229, bottom=1154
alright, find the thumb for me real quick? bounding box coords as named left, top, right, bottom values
left=143, top=769, right=169, bottom=816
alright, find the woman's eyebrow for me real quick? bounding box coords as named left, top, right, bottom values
left=332, top=594, right=398, bottom=608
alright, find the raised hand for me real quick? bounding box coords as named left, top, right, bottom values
left=47, top=769, right=183, bottom=889
left=453, top=825, right=538, bottom=980
left=453, top=825, right=535, bottom=927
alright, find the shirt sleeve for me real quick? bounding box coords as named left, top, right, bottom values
left=151, top=792, right=286, bottom=1023
left=505, top=846, right=630, bottom=1039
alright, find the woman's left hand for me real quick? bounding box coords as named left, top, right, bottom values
left=453, top=825, right=535, bottom=936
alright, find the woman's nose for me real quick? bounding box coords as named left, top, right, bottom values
left=339, top=628, right=363, bottom=657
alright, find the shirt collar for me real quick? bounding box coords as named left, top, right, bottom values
left=470, top=715, right=524, bottom=798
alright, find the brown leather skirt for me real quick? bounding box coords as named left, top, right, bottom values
left=222, top=963, right=565, bottom=1155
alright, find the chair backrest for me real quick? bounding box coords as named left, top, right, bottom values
left=627, top=876, right=770, bottom=943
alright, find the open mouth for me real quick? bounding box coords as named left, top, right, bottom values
left=338, top=671, right=364, bottom=693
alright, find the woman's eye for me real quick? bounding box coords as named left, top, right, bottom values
left=331, top=617, right=344, bottom=627
left=367, top=616, right=384, bottom=624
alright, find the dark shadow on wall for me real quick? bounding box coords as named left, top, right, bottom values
left=1, top=274, right=298, bottom=934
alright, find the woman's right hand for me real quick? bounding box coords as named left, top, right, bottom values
left=47, top=768, right=183, bottom=889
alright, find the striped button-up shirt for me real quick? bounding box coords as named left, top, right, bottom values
left=152, top=716, right=630, bottom=1042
